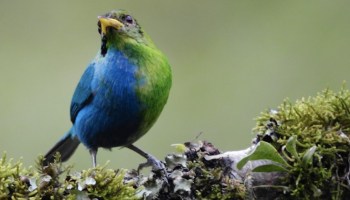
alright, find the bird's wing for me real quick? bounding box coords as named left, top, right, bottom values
left=70, top=63, right=95, bottom=123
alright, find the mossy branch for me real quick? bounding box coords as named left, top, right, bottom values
left=1, top=87, right=350, bottom=199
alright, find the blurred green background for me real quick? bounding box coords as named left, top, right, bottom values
left=1, top=1, right=350, bottom=170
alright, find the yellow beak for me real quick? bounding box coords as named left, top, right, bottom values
left=98, top=17, right=124, bottom=35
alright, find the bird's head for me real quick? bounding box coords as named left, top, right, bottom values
left=97, top=10, right=154, bottom=54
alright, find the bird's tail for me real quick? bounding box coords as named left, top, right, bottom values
left=43, top=128, right=80, bottom=166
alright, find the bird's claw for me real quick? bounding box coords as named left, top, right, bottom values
left=137, top=155, right=166, bottom=173
left=137, top=155, right=169, bottom=186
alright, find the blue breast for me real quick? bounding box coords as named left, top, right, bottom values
left=74, top=48, right=144, bottom=149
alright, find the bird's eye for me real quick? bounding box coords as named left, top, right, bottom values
left=124, top=15, right=134, bottom=24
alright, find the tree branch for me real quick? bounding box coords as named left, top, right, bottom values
left=1, top=87, right=350, bottom=199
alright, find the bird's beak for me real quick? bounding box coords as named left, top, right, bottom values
left=98, top=16, right=124, bottom=35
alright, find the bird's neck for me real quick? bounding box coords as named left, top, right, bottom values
left=106, top=33, right=157, bottom=56
left=100, top=36, right=163, bottom=68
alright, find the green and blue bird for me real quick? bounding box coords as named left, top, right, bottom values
left=44, top=10, right=172, bottom=168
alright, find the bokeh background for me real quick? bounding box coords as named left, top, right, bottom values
left=1, top=1, right=350, bottom=170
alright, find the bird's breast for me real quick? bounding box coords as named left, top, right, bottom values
left=92, top=49, right=143, bottom=116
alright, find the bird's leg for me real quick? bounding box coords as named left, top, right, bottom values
left=127, top=144, right=166, bottom=173
left=89, top=148, right=98, bottom=168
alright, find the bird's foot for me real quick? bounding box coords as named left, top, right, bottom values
left=137, top=154, right=169, bottom=186
left=126, top=144, right=167, bottom=179
left=137, top=154, right=166, bottom=173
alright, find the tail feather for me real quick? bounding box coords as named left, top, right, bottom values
left=44, top=129, right=80, bottom=166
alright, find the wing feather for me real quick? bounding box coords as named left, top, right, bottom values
left=70, top=64, right=95, bottom=123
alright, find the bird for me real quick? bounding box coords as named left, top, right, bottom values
left=44, top=9, right=172, bottom=169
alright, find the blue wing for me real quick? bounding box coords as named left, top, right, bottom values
left=70, top=63, right=95, bottom=123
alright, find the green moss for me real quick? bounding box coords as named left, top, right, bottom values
left=253, top=87, right=350, bottom=199
left=0, top=153, right=138, bottom=199
left=0, top=153, right=36, bottom=199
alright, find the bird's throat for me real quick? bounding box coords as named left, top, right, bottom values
left=100, top=35, right=108, bottom=57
